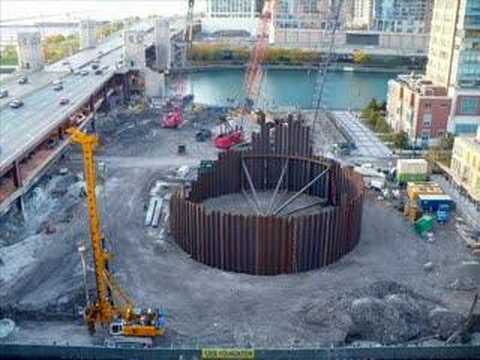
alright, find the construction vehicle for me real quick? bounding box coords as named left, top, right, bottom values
left=162, top=106, right=184, bottom=128
left=67, top=128, right=166, bottom=338
left=213, top=116, right=244, bottom=150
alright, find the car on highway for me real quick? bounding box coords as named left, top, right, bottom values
left=9, top=99, right=24, bottom=108
left=59, top=97, right=70, bottom=105
left=17, top=76, right=28, bottom=84
left=0, top=88, right=8, bottom=98
left=80, top=70, right=89, bottom=76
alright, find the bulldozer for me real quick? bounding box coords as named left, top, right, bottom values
left=67, top=128, right=166, bottom=339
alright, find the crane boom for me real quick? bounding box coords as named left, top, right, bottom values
left=185, top=0, right=195, bottom=53
left=244, top=0, right=277, bottom=106
left=67, top=128, right=114, bottom=330
left=67, top=128, right=166, bottom=338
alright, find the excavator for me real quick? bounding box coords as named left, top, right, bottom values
left=67, top=128, right=166, bottom=339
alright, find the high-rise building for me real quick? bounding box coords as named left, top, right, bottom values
left=204, top=0, right=264, bottom=35
left=348, top=0, right=373, bottom=29
left=275, top=0, right=347, bottom=29
left=386, top=0, right=480, bottom=146
left=370, top=0, right=433, bottom=34
left=426, top=0, right=480, bottom=134
left=79, top=19, right=97, bottom=49
left=16, top=32, right=43, bottom=71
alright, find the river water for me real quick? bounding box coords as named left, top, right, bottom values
left=179, top=69, right=399, bottom=111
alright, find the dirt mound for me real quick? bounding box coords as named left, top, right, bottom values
left=304, top=281, right=465, bottom=345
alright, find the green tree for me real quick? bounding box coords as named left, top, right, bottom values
left=42, top=34, right=79, bottom=64
left=352, top=49, right=371, bottom=64
left=0, top=45, right=18, bottom=65
left=393, top=131, right=409, bottom=149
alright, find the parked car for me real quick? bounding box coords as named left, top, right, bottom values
left=59, top=97, right=70, bottom=105
left=53, top=84, right=63, bottom=91
left=91, top=63, right=99, bottom=70
left=52, top=79, right=62, bottom=85
left=17, top=76, right=28, bottom=84
left=80, top=70, right=89, bottom=76
left=62, top=60, right=70, bottom=65
left=94, top=69, right=103, bottom=75
left=9, top=99, right=24, bottom=108
left=0, top=88, right=8, bottom=98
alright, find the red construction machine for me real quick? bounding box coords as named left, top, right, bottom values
left=161, top=106, right=183, bottom=128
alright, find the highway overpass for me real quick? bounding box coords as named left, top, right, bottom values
left=0, top=19, right=185, bottom=214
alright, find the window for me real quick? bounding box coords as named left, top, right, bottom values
left=424, top=102, right=432, bottom=111
left=461, top=98, right=478, bottom=114
left=423, top=113, right=432, bottom=127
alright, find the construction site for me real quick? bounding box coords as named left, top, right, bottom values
left=1, top=0, right=480, bottom=358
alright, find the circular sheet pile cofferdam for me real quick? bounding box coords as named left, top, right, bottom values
left=170, top=119, right=364, bottom=275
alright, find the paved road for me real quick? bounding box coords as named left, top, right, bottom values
left=0, top=57, right=117, bottom=169
left=333, top=111, right=393, bottom=159
left=0, top=18, right=185, bottom=171
left=0, top=71, right=69, bottom=109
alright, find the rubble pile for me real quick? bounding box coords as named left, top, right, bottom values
left=304, top=281, right=474, bottom=345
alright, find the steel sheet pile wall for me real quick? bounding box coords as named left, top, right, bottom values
left=170, top=119, right=364, bottom=275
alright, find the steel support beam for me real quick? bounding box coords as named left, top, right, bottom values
left=283, top=199, right=327, bottom=216
left=12, top=161, right=22, bottom=188
left=241, top=159, right=263, bottom=214
left=267, top=159, right=289, bottom=215
left=273, top=167, right=329, bottom=216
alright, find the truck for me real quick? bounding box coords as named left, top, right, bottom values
left=436, top=203, right=450, bottom=224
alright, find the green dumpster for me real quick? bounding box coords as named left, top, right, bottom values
left=415, top=215, right=433, bottom=235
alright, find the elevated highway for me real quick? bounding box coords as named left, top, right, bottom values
left=0, top=18, right=185, bottom=214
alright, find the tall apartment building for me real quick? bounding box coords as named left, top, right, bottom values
left=386, top=0, right=480, bottom=146
left=426, top=0, right=480, bottom=134
left=348, top=0, right=373, bottom=29
left=370, top=0, right=434, bottom=33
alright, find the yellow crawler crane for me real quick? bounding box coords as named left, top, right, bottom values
left=67, top=128, right=166, bottom=338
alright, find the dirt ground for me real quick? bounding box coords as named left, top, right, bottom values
left=1, top=107, right=479, bottom=348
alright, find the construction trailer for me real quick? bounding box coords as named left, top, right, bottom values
left=397, top=159, right=429, bottom=184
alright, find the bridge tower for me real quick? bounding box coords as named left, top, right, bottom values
left=123, top=30, right=146, bottom=70
left=154, top=18, right=171, bottom=72
left=16, top=32, right=43, bottom=71
left=79, top=19, right=97, bottom=49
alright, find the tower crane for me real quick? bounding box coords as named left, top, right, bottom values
left=67, top=128, right=166, bottom=338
